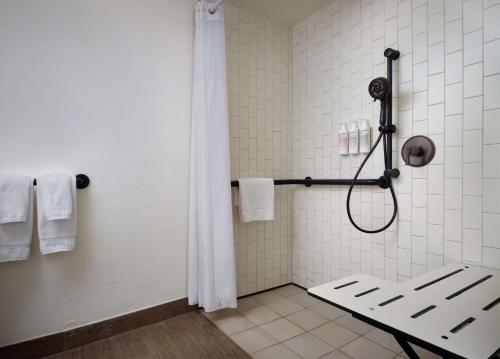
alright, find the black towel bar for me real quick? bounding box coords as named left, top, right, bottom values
left=33, top=174, right=90, bottom=189
left=231, top=176, right=387, bottom=188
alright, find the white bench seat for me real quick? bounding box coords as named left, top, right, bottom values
left=308, top=263, right=500, bottom=359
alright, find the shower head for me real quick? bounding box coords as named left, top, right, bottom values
left=368, top=77, right=390, bottom=102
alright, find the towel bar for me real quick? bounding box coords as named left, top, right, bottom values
left=33, top=174, right=90, bottom=189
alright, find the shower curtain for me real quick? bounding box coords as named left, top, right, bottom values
left=188, top=0, right=236, bottom=312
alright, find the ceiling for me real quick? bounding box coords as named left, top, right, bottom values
left=224, top=0, right=333, bottom=26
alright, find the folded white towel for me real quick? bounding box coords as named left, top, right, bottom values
left=37, top=173, right=73, bottom=220
left=37, top=173, right=77, bottom=254
left=0, top=175, right=34, bottom=262
left=0, top=175, right=32, bottom=224
left=237, top=178, right=274, bottom=223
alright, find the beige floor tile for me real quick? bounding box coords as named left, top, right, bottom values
left=259, top=318, right=304, bottom=342
left=310, top=302, right=348, bottom=320
left=241, top=305, right=281, bottom=325
left=266, top=298, right=304, bottom=316
left=340, top=337, right=396, bottom=359
left=237, top=296, right=261, bottom=311
left=335, top=315, right=374, bottom=335
left=320, top=350, right=354, bottom=359
left=251, top=343, right=302, bottom=359
left=253, top=290, right=285, bottom=304
left=288, top=292, right=322, bottom=307
left=286, top=308, right=329, bottom=331
left=283, top=333, right=335, bottom=359
left=363, top=328, right=403, bottom=353
left=212, top=310, right=256, bottom=335
left=230, top=327, right=278, bottom=353
left=273, top=285, right=305, bottom=297
left=310, top=322, right=359, bottom=348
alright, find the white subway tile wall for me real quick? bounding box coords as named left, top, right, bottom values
left=226, top=0, right=500, bottom=295
left=224, top=4, right=294, bottom=295
left=291, top=0, right=500, bottom=288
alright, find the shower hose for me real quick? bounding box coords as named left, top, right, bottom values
left=346, top=105, right=398, bottom=234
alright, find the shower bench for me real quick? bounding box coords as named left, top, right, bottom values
left=308, top=263, right=500, bottom=359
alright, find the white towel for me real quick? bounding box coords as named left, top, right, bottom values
left=37, top=173, right=73, bottom=220
left=37, top=173, right=77, bottom=254
left=0, top=175, right=32, bottom=224
left=237, top=178, right=274, bottom=223
left=0, top=175, right=34, bottom=262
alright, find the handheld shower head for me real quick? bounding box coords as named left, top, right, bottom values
left=368, top=77, right=390, bottom=102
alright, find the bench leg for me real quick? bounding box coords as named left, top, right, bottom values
left=394, top=335, right=420, bottom=359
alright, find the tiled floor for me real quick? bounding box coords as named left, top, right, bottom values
left=203, top=285, right=441, bottom=359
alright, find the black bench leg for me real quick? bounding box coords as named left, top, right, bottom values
left=394, top=335, right=420, bottom=359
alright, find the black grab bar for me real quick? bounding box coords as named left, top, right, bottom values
left=231, top=176, right=387, bottom=188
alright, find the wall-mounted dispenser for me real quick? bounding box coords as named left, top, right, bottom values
left=401, top=136, right=436, bottom=167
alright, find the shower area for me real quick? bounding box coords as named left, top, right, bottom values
left=225, top=0, right=399, bottom=296
left=223, top=0, right=499, bottom=297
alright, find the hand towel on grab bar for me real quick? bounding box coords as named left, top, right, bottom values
left=0, top=174, right=34, bottom=262
left=237, top=178, right=274, bottom=223
left=37, top=173, right=77, bottom=254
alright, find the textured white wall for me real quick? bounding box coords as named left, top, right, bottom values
left=0, top=0, right=195, bottom=346
left=292, top=0, right=500, bottom=288
left=224, top=4, right=294, bottom=296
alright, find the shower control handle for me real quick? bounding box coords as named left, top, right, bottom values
left=401, top=136, right=436, bottom=167
left=408, top=146, right=424, bottom=156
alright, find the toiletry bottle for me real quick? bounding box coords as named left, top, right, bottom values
left=339, top=124, right=349, bottom=155
left=349, top=122, right=359, bottom=154
left=359, top=119, right=371, bottom=154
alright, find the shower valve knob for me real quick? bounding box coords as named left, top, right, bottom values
left=402, top=136, right=436, bottom=167
left=408, top=146, right=423, bottom=156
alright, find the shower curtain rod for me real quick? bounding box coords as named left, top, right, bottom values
left=208, top=0, right=224, bottom=14
left=231, top=177, right=388, bottom=188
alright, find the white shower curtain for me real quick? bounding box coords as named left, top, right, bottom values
left=188, top=0, right=236, bottom=312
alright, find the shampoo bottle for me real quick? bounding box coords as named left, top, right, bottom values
left=349, top=122, right=359, bottom=154
left=339, top=124, right=349, bottom=155
left=359, top=119, right=371, bottom=153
